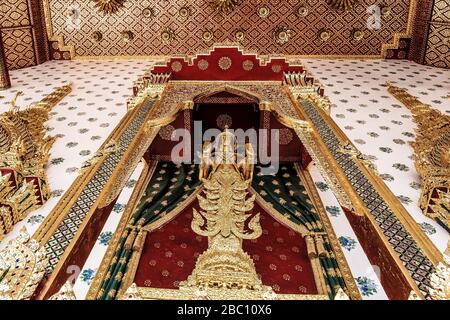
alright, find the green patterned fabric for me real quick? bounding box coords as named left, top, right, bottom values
left=98, top=162, right=200, bottom=300
left=252, top=164, right=347, bottom=298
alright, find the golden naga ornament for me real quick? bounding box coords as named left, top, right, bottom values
left=0, top=83, right=72, bottom=238
left=327, top=0, right=358, bottom=11
left=212, top=0, right=242, bottom=14
left=92, top=0, right=126, bottom=15
left=387, top=84, right=450, bottom=230
left=0, top=227, right=48, bottom=300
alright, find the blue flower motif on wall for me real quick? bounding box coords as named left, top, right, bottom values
left=419, top=222, right=436, bottom=235
left=339, top=236, right=357, bottom=251
left=325, top=205, right=341, bottom=217
left=112, top=203, right=125, bottom=213
left=98, top=231, right=113, bottom=246
left=80, top=268, right=96, bottom=285
left=314, top=182, right=329, bottom=192
left=27, top=214, right=44, bottom=226
left=355, top=276, right=378, bottom=296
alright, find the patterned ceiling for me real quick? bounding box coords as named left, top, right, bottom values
left=47, top=0, right=413, bottom=57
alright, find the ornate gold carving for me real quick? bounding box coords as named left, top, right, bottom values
left=235, top=29, right=246, bottom=42
left=80, top=140, right=120, bottom=173
left=142, top=7, right=155, bottom=18
left=319, top=30, right=331, bottom=42
left=257, top=7, right=270, bottom=18
left=0, top=84, right=72, bottom=238
left=161, top=28, right=175, bottom=45
left=338, top=143, right=379, bottom=174
left=388, top=84, right=450, bottom=230
left=429, top=242, right=450, bottom=300
left=91, top=31, right=103, bottom=42
left=121, top=31, right=134, bottom=42
left=352, top=29, right=364, bottom=42
left=49, top=281, right=76, bottom=300
left=212, top=0, right=242, bottom=14
left=202, top=30, right=214, bottom=43
left=0, top=227, right=48, bottom=300
left=179, top=6, right=191, bottom=18
left=328, top=0, right=358, bottom=11
left=274, top=27, right=291, bottom=45
left=297, top=6, right=309, bottom=17
left=92, top=0, right=126, bottom=15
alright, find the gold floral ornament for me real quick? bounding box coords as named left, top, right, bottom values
left=257, top=7, right=270, bottom=18
left=161, top=28, right=175, bottom=45
left=0, top=227, right=48, bottom=300
left=91, top=31, right=103, bottom=42
left=319, top=30, right=331, bottom=42
left=274, top=27, right=292, bottom=45
left=92, top=0, right=126, bottom=15
left=202, top=30, right=214, bottom=42
left=0, top=84, right=72, bottom=238
left=121, top=31, right=134, bottom=42
left=235, top=29, right=246, bottom=42
left=297, top=6, right=309, bottom=17
left=212, top=0, right=243, bottom=14
left=179, top=6, right=191, bottom=18
left=387, top=84, right=450, bottom=230
left=142, top=7, right=155, bottom=18
left=327, top=0, right=358, bottom=11
left=352, top=29, right=364, bottom=41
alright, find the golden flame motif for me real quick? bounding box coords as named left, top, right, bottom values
left=387, top=83, right=450, bottom=230
left=0, top=83, right=72, bottom=238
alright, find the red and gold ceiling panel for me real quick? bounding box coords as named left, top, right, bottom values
left=47, top=0, right=413, bottom=57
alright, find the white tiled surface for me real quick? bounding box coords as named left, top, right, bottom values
left=0, top=60, right=154, bottom=249
left=302, top=59, right=450, bottom=252
left=309, top=164, right=388, bottom=300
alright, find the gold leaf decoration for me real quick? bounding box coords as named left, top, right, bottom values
left=212, top=0, right=242, bottom=14
left=327, top=0, right=358, bottom=11
left=92, top=0, right=126, bottom=15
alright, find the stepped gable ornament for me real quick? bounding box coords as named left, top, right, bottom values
left=0, top=227, right=48, bottom=300
left=92, top=0, right=126, bottom=15
left=0, top=83, right=72, bottom=238
left=388, top=84, right=450, bottom=230
left=149, top=45, right=305, bottom=81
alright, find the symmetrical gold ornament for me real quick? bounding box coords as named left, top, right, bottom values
left=274, top=27, right=292, bottom=45
left=297, top=6, right=309, bottom=17
left=0, top=227, right=48, bottom=300
left=212, top=0, right=242, bottom=14
left=327, top=0, right=358, bottom=11
left=0, top=83, right=72, bottom=238
left=388, top=84, right=450, bottom=230
left=319, top=30, right=331, bottom=42
left=257, top=7, right=270, bottom=18
left=161, top=28, right=175, bottom=45
left=352, top=29, right=364, bottom=41
left=429, top=242, right=450, bottom=300
left=92, top=0, right=126, bottom=15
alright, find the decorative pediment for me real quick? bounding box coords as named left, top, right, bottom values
left=150, top=44, right=304, bottom=81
